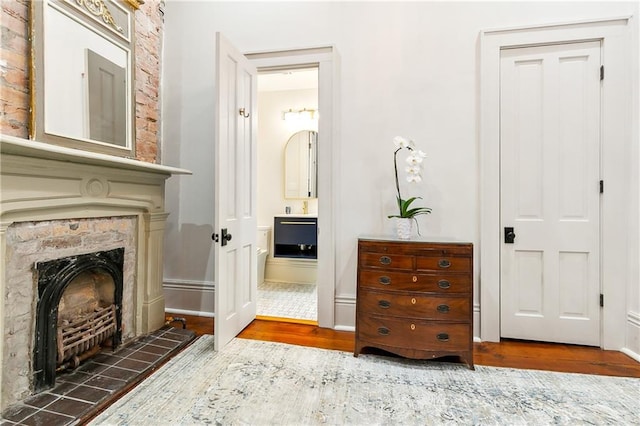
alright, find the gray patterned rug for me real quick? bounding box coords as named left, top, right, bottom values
left=90, top=335, right=639, bottom=425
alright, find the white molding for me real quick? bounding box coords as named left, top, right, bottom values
left=335, top=295, right=355, bottom=305
left=265, top=258, right=317, bottom=284
left=334, top=295, right=355, bottom=330
left=1, top=134, right=191, bottom=176
left=479, top=17, right=632, bottom=349
left=165, top=308, right=215, bottom=318
left=481, top=16, right=632, bottom=35
left=163, top=278, right=215, bottom=289
left=163, top=280, right=215, bottom=317
left=620, top=348, right=640, bottom=363
left=622, top=311, right=640, bottom=361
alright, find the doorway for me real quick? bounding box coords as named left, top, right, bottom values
left=255, top=67, right=319, bottom=324
left=479, top=17, right=632, bottom=350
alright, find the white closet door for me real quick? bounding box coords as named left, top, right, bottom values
left=500, top=41, right=601, bottom=346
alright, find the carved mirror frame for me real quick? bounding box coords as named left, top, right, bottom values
left=30, top=0, right=141, bottom=157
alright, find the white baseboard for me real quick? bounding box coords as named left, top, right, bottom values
left=334, top=294, right=355, bottom=330
left=473, top=302, right=481, bottom=342
left=163, top=279, right=215, bottom=316
left=266, top=257, right=317, bottom=284
left=623, top=311, right=640, bottom=362
left=620, top=347, right=640, bottom=363
left=165, top=308, right=215, bottom=318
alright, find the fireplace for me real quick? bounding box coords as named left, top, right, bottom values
left=0, top=135, right=190, bottom=411
left=33, top=248, right=124, bottom=391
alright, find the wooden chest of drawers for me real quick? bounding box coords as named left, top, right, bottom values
left=355, top=237, right=474, bottom=369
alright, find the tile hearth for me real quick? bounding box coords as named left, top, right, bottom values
left=1, top=326, right=195, bottom=425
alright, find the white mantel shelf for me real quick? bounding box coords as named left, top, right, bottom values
left=1, top=135, right=192, bottom=176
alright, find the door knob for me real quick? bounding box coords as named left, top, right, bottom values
left=221, top=228, right=232, bottom=246
left=504, top=227, right=516, bottom=244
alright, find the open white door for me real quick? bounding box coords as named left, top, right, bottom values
left=214, top=33, right=258, bottom=351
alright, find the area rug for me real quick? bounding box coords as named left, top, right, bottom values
left=90, top=336, right=639, bottom=425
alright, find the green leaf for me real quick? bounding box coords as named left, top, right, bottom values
left=392, top=196, right=431, bottom=218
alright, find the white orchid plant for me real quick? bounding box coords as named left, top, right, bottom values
left=387, top=136, right=432, bottom=220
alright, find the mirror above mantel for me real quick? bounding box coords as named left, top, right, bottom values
left=30, top=0, right=140, bottom=157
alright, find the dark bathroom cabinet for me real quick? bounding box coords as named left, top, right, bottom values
left=273, top=216, right=317, bottom=259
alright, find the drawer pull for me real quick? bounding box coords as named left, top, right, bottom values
left=437, top=304, right=450, bottom=313
left=436, top=333, right=450, bottom=342
left=412, top=275, right=417, bottom=282
left=438, top=280, right=451, bottom=289
left=378, top=300, right=391, bottom=309
left=438, top=259, right=452, bottom=269
left=379, top=276, right=391, bottom=285
left=279, top=221, right=316, bottom=225
left=410, top=324, right=416, bottom=330
left=379, top=256, right=392, bottom=265
left=411, top=298, right=417, bottom=305
left=378, top=327, right=390, bottom=335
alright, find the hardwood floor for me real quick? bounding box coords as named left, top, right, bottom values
left=169, top=314, right=640, bottom=378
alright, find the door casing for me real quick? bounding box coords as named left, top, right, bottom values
left=246, top=47, right=339, bottom=329
left=479, top=17, right=632, bottom=349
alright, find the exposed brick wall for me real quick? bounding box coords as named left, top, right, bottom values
left=0, top=0, right=30, bottom=138
left=135, top=0, right=163, bottom=163
left=0, top=0, right=163, bottom=163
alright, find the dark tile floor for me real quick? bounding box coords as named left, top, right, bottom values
left=1, top=326, right=196, bottom=426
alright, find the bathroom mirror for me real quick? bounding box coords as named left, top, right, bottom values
left=31, top=0, right=137, bottom=157
left=284, top=130, right=318, bottom=199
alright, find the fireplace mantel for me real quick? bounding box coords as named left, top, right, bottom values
left=0, top=134, right=191, bottom=410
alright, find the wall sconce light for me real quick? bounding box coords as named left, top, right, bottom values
left=282, top=108, right=317, bottom=121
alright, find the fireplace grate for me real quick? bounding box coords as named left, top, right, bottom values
left=57, top=304, right=117, bottom=366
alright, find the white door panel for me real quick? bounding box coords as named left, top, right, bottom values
left=500, top=41, right=601, bottom=345
left=214, top=33, right=257, bottom=350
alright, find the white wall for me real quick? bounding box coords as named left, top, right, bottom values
left=257, top=88, right=318, bottom=226
left=161, top=1, right=639, bottom=354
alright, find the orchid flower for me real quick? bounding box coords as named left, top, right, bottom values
left=388, top=136, right=432, bottom=221
left=406, top=174, right=422, bottom=183
left=405, top=165, right=421, bottom=175
left=393, top=136, right=415, bottom=150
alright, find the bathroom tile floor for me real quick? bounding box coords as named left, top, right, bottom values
left=257, top=281, right=317, bottom=321
left=1, top=326, right=195, bottom=426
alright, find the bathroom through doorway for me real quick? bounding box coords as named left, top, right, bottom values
left=255, top=66, right=319, bottom=324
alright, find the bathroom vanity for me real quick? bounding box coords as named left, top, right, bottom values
left=273, top=216, right=317, bottom=259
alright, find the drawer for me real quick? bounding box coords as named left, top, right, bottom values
left=359, top=252, right=413, bottom=270
left=274, top=217, right=317, bottom=245
left=358, top=290, right=470, bottom=320
left=359, top=240, right=472, bottom=257
left=358, top=270, right=471, bottom=293
left=415, top=256, right=471, bottom=273
left=358, top=316, right=470, bottom=352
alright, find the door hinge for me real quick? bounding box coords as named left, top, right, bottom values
left=600, top=294, right=604, bottom=307
left=600, top=65, right=604, bottom=81
left=600, top=180, right=604, bottom=194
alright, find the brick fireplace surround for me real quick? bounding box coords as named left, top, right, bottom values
left=0, top=135, right=189, bottom=411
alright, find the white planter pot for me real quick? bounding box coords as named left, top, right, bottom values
left=396, top=218, right=413, bottom=240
